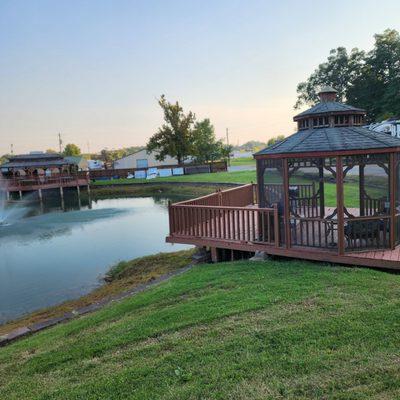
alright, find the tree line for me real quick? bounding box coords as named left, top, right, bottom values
left=295, top=29, right=400, bottom=122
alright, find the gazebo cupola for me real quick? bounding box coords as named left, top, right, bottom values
left=294, top=86, right=366, bottom=130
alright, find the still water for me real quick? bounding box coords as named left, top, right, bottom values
left=0, top=196, right=189, bottom=324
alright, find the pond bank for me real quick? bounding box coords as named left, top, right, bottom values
left=0, top=250, right=196, bottom=339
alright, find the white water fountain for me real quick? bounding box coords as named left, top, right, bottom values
left=0, top=179, right=29, bottom=226
left=0, top=179, right=11, bottom=225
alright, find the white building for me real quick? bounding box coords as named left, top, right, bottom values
left=366, top=119, right=400, bottom=138
left=113, top=149, right=179, bottom=170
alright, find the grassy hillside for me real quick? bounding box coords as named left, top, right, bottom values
left=1, top=260, right=400, bottom=399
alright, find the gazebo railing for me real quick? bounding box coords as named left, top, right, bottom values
left=344, top=215, right=391, bottom=251
left=290, top=217, right=337, bottom=249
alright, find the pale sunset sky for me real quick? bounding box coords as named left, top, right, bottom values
left=0, top=0, right=399, bottom=154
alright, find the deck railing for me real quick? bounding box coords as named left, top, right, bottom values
left=169, top=184, right=279, bottom=246
left=169, top=204, right=279, bottom=245
left=175, top=183, right=256, bottom=207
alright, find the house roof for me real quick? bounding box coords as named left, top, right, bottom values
left=255, top=126, right=400, bottom=156
left=293, top=102, right=365, bottom=120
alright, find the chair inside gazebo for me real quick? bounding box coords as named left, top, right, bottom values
left=260, top=153, right=398, bottom=253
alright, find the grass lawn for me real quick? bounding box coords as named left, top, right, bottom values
left=92, top=169, right=257, bottom=185
left=92, top=169, right=386, bottom=208
left=1, top=259, right=400, bottom=399
left=230, top=157, right=256, bottom=166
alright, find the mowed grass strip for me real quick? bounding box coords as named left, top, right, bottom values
left=1, top=260, right=400, bottom=399
left=92, top=169, right=385, bottom=208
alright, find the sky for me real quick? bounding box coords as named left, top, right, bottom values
left=0, top=0, right=400, bottom=155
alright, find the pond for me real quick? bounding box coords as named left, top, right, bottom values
left=0, top=195, right=190, bottom=324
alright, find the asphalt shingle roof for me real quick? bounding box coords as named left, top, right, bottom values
left=294, top=102, right=365, bottom=119
left=255, top=127, right=400, bottom=156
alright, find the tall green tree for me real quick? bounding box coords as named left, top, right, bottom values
left=191, top=119, right=231, bottom=163
left=295, top=29, right=400, bottom=121
left=147, top=95, right=195, bottom=164
left=63, top=143, right=81, bottom=157
left=347, top=29, right=400, bottom=120
left=267, top=135, right=285, bottom=146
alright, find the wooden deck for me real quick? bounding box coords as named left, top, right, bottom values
left=167, top=184, right=400, bottom=270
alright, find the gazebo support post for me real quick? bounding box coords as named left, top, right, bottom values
left=256, top=159, right=266, bottom=207
left=390, top=153, right=396, bottom=250
left=336, top=156, right=345, bottom=255
left=359, top=163, right=365, bottom=217
left=318, top=159, right=325, bottom=218
left=283, top=158, right=291, bottom=249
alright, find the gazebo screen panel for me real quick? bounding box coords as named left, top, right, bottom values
left=262, top=159, right=284, bottom=207
left=395, top=153, right=400, bottom=245
left=343, top=153, right=391, bottom=251
left=260, top=158, right=286, bottom=246
left=288, top=157, right=337, bottom=249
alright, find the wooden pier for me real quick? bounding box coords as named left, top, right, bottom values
left=0, top=153, right=90, bottom=203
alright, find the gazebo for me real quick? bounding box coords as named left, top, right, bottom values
left=167, top=87, right=400, bottom=269
left=0, top=153, right=90, bottom=202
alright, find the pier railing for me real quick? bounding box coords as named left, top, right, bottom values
left=1, top=172, right=89, bottom=191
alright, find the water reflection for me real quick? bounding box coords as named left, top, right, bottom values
left=0, top=195, right=189, bottom=324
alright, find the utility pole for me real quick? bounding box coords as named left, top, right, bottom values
left=87, top=141, right=90, bottom=154
left=226, top=128, right=230, bottom=167
left=10, top=144, right=14, bottom=155
left=58, top=133, right=63, bottom=154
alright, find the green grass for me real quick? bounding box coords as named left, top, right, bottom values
left=92, top=169, right=387, bottom=208
left=230, top=157, right=256, bottom=166
left=1, top=260, right=400, bottom=399
left=92, top=170, right=257, bottom=185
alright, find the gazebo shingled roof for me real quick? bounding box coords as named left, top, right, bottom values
left=293, top=102, right=365, bottom=120
left=255, top=126, right=400, bottom=156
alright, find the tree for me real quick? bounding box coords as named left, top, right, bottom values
left=347, top=29, right=400, bottom=120
left=295, top=47, right=365, bottom=109
left=46, top=149, right=57, bottom=154
left=147, top=95, right=195, bottom=164
left=267, top=135, right=285, bottom=146
left=63, top=143, right=81, bottom=157
left=191, top=119, right=231, bottom=163
left=295, top=29, right=400, bottom=121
